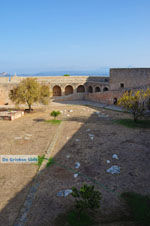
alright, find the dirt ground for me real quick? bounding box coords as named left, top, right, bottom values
left=0, top=101, right=150, bottom=226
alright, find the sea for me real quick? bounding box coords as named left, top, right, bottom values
left=0, top=69, right=110, bottom=77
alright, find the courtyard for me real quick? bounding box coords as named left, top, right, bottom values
left=0, top=101, right=150, bottom=225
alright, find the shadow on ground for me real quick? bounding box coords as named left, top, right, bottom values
left=0, top=103, right=150, bottom=226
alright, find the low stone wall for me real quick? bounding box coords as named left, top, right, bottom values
left=84, top=91, right=123, bottom=104
left=53, top=93, right=85, bottom=102
left=0, top=111, right=24, bottom=120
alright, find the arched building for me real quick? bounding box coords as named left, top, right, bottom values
left=1, top=68, right=150, bottom=106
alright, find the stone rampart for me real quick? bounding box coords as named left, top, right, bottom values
left=85, top=91, right=122, bottom=104
left=0, top=75, right=109, bottom=105
left=110, top=68, right=150, bottom=90
left=1, top=68, right=150, bottom=106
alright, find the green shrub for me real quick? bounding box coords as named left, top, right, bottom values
left=50, top=110, right=61, bottom=119
left=46, top=157, right=55, bottom=167
left=45, top=119, right=61, bottom=125
left=64, top=74, right=70, bottom=76
left=71, top=184, right=101, bottom=213
left=114, top=119, right=150, bottom=128
left=37, top=155, right=45, bottom=167
left=121, top=192, right=150, bottom=225
left=67, top=210, right=94, bottom=226
left=55, top=185, right=101, bottom=226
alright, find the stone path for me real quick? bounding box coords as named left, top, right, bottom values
left=52, top=100, right=124, bottom=112
left=14, top=122, right=64, bottom=226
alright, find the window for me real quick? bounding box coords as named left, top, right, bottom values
left=120, top=83, right=124, bottom=88
left=113, top=98, right=117, bottom=105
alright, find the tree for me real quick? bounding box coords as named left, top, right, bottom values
left=9, top=78, right=50, bottom=111
left=64, top=74, right=70, bottom=76
left=118, top=89, right=150, bottom=122
left=50, top=110, right=61, bottom=119
left=39, top=84, right=51, bottom=105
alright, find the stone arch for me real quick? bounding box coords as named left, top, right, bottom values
left=103, top=87, right=109, bottom=92
left=113, top=97, right=118, bottom=105
left=77, top=85, right=85, bottom=93
left=95, top=87, right=101, bottom=92
left=65, top=85, right=73, bottom=95
left=53, top=85, right=61, bottom=96
left=88, top=86, right=93, bottom=93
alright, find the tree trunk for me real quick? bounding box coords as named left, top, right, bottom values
left=28, top=104, right=32, bottom=112
left=133, top=112, right=137, bottom=122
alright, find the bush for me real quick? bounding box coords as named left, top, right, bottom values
left=37, top=155, right=45, bottom=167
left=46, top=157, right=55, bottom=167
left=71, top=184, right=101, bottom=213
left=62, top=185, right=102, bottom=226
left=114, top=119, right=150, bottom=128
left=118, top=89, right=150, bottom=122
left=121, top=192, right=150, bottom=225
left=64, top=74, right=70, bottom=76
left=50, top=110, right=61, bottom=119
left=67, top=210, right=94, bottom=226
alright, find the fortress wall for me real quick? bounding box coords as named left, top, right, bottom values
left=10, top=76, right=89, bottom=84
left=10, top=75, right=109, bottom=85
left=9, top=76, right=90, bottom=96
left=110, top=68, right=150, bottom=90
left=0, top=76, right=93, bottom=105
left=0, top=84, right=14, bottom=105
left=86, top=82, right=109, bottom=92
left=86, top=76, right=109, bottom=82
left=85, top=91, right=122, bottom=104
left=1, top=69, right=150, bottom=106
left=7, top=76, right=109, bottom=97
left=53, top=93, right=85, bottom=102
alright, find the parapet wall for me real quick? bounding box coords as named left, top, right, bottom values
left=10, top=75, right=89, bottom=84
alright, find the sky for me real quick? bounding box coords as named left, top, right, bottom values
left=0, top=0, right=150, bottom=74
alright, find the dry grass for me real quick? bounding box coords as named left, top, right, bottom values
left=0, top=102, right=150, bottom=225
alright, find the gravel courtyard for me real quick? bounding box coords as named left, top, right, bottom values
left=0, top=101, right=150, bottom=226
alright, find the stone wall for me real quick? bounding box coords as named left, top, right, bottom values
left=1, top=68, right=150, bottom=106
left=85, top=91, right=123, bottom=105
left=53, top=93, right=85, bottom=102
left=0, top=76, right=109, bottom=105
left=110, top=68, right=150, bottom=90
left=9, top=76, right=109, bottom=94
left=0, top=84, right=13, bottom=105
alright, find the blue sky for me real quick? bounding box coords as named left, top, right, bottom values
left=0, top=0, right=150, bottom=74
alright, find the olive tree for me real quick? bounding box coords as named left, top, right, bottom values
left=118, top=89, right=150, bottom=122
left=9, top=78, right=50, bottom=111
